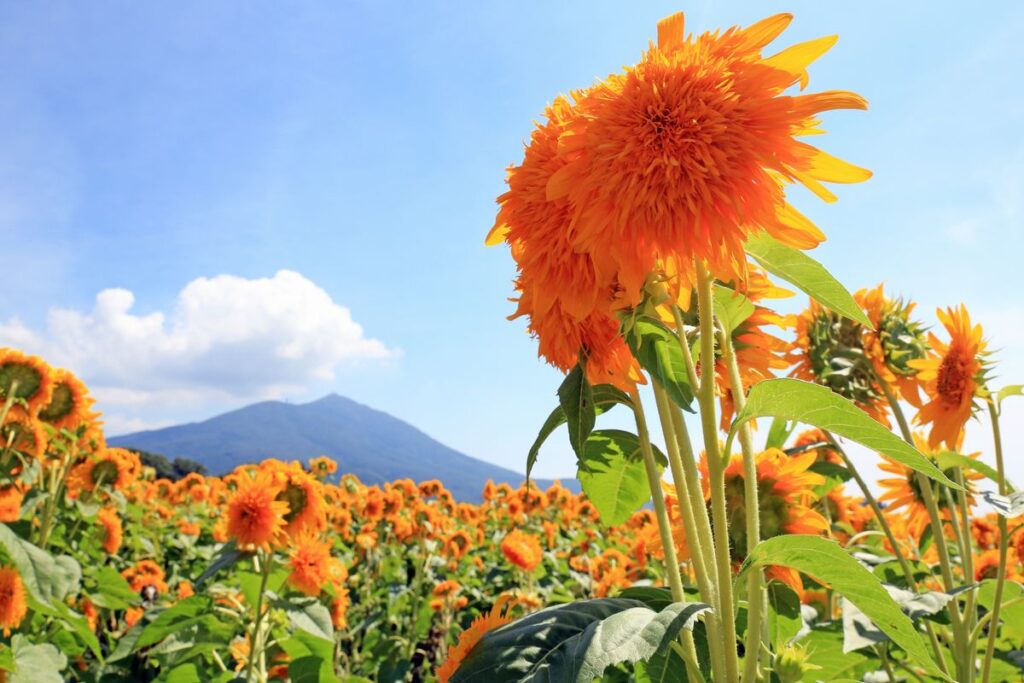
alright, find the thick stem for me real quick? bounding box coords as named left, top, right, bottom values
left=718, top=325, right=763, bottom=683
left=695, top=261, right=740, bottom=683
left=246, top=551, right=273, bottom=683
left=630, top=390, right=703, bottom=681
left=651, top=383, right=727, bottom=682
left=980, top=400, right=1008, bottom=683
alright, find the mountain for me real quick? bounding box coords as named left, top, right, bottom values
left=108, top=394, right=572, bottom=502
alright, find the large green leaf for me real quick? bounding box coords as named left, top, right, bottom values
left=0, top=524, right=80, bottom=605
left=732, top=379, right=959, bottom=489
left=738, top=536, right=948, bottom=680
left=7, top=636, right=66, bottom=683
left=558, top=364, right=596, bottom=462
left=936, top=451, right=1015, bottom=492
left=136, top=596, right=215, bottom=648
left=577, top=430, right=656, bottom=526
left=800, top=624, right=872, bottom=681
left=272, top=596, right=335, bottom=643
left=766, top=583, right=803, bottom=650
left=449, top=598, right=710, bottom=683
left=626, top=319, right=695, bottom=412
left=527, top=385, right=630, bottom=482
left=744, top=233, right=872, bottom=327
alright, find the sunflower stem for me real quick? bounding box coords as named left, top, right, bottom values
left=824, top=432, right=951, bottom=676
left=879, top=380, right=967, bottom=679
left=695, top=261, right=740, bottom=683
left=716, top=322, right=764, bottom=683
left=980, top=399, right=1008, bottom=683
left=246, top=550, right=273, bottom=683
left=629, top=389, right=703, bottom=682
left=651, top=381, right=727, bottom=682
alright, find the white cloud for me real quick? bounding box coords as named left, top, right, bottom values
left=0, top=270, right=399, bottom=413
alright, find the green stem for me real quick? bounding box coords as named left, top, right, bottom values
left=630, top=390, right=703, bottom=682
left=825, top=433, right=951, bottom=676
left=651, top=382, right=727, bottom=682
left=717, top=324, right=763, bottom=683
left=878, top=380, right=966, bottom=679
left=980, top=400, right=1008, bottom=683
left=246, top=551, right=273, bottom=683
left=695, top=261, right=739, bottom=683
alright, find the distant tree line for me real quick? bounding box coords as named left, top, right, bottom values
left=129, top=449, right=207, bottom=481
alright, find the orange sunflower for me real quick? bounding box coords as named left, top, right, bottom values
left=97, top=506, right=123, bottom=554
left=225, top=471, right=289, bottom=552
left=437, top=596, right=515, bottom=683
left=500, top=529, right=543, bottom=572
left=0, top=565, right=27, bottom=635
left=38, top=368, right=93, bottom=430
left=700, top=448, right=828, bottom=592
left=67, top=448, right=139, bottom=497
left=0, top=348, right=54, bottom=417
left=287, top=534, right=338, bottom=596
left=908, top=305, right=988, bottom=449
left=542, top=12, right=868, bottom=299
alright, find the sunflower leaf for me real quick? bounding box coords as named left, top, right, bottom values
left=625, top=318, right=695, bottom=412
left=449, top=598, right=711, bottom=683
left=558, top=364, right=597, bottom=464
left=731, top=378, right=960, bottom=490
left=527, top=385, right=630, bottom=483
left=738, top=536, right=949, bottom=680
left=712, top=284, right=755, bottom=335
left=577, top=430, right=662, bottom=526
left=744, top=233, right=872, bottom=327
left=936, top=451, right=1015, bottom=492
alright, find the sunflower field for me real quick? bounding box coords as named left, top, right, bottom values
left=0, top=7, right=1022, bottom=683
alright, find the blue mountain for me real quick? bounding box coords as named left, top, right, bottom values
left=108, top=394, right=570, bottom=502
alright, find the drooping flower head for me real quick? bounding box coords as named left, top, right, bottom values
left=0, top=349, right=54, bottom=417
left=909, top=305, right=988, bottom=449
left=67, top=448, right=140, bottom=498
left=38, top=368, right=93, bottom=431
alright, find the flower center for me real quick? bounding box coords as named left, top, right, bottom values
left=936, top=347, right=971, bottom=406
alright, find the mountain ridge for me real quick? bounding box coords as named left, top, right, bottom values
left=108, top=393, right=574, bottom=502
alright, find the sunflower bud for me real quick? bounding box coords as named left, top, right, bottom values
left=773, top=644, right=820, bottom=683
left=804, top=308, right=882, bottom=408
left=877, top=298, right=929, bottom=376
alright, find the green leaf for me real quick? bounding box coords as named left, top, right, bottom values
left=526, top=385, right=630, bottom=482
left=764, top=417, right=795, bottom=450
left=577, top=430, right=656, bottom=526
left=766, top=583, right=802, bottom=650
left=936, top=451, right=1015, bottom=492
left=272, top=596, right=335, bottom=642
left=89, top=565, right=138, bottom=610
left=449, top=598, right=710, bottom=683
left=625, top=319, right=696, bottom=412
left=195, top=540, right=246, bottom=588
left=997, top=384, right=1023, bottom=409
left=808, top=461, right=851, bottom=497
left=732, top=379, right=959, bottom=489
left=558, top=364, right=597, bottom=461
left=0, top=524, right=81, bottom=605
left=744, top=233, right=872, bottom=327
left=136, top=596, right=214, bottom=648
left=800, top=624, right=872, bottom=681
left=738, top=535, right=948, bottom=680
left=712, top=284, right=755, bottom=335
left=8, top=636, right=66, bottom=683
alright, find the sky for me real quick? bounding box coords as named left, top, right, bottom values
left=1, top=1, right=1022, bottom=487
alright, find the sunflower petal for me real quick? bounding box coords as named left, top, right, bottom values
left=657, top=12, right=685, bottom=51
left=763, top=35, right=838, bottom=86
left=740, top=13, right=793, bottom=51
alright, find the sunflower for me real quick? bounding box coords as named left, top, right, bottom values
left=856, top=284, right=929, bottom=401
left=908, top=305, right=988, bottom=449
left=225, top=471, right=288, bottom=552
left=37, top=368, right=92, bottom=430
left=0, top=566, right=27, bottom=635
left=287, top=534, right=337, bottom=596
left=437, top=596, right=515, bottom=683
left=308, top=456, right=337, bottom=478
left=700, top=448, right=827, bottom=589
left=67, top=448, right=139, bottom=497
left=877, top=433, right=981, bottom=537
left=121, top=559, right=169, bottom=595
left=541, top=12, right=867, bottom=299
left=500, top=529, right=543, bottom=572
left=330, top=590, right=350, bottom=630
left=0, top=349, right=54, bottom=417
left=274, top=465, right=327, bottom=538
left=97, top=506, right=123, bottom=554
left=0, top=484, right=25, bottom=523
left=973, top=549, right=1007, bottom=582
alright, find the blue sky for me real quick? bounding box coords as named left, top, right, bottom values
left=2, top=1, right=1022, bottom=484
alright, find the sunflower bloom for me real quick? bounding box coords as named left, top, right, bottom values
left=287, top=534, right=337, bottom=596
left=0, top=566, right=27, bottom=635
left=909, top=305, right=988, bottom=449
left=500, top=529, right=543, bottom=572
left=0, top=349, right=54, bottom=417
left=226, top=472, right=288, bottom=552
left=97, top=506, right=123, bottom=554
left=437, top=596, right=515, bottom=683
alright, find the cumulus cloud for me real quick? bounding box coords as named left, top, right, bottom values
left=0, top=270, right=398, bottom=410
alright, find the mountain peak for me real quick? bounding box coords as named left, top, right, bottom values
left=108, top=393, right=566, bottom=501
